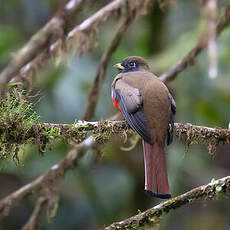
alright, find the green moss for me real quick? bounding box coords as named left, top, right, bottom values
left=137, top=209, right=142, bottom=214
left=0, top=89, right=40, bottom=162
left=48, top=127, right=61, bottom=138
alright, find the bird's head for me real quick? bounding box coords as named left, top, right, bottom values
left=113, top=56, right=150, bottom=73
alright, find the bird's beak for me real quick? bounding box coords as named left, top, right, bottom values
left=113, top=63, right=124, bottom=70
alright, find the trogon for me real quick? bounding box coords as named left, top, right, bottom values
left=111, top=56, right=176, bottom=199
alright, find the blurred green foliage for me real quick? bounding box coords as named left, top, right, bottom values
left=0, top=0, right=230, bottom=230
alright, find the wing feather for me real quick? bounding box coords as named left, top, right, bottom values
left=113, top=80, right=153, bottom=144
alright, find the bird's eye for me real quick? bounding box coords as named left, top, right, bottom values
left=129, top=62, right=136, bottom=68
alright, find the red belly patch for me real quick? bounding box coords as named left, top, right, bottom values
left=112, top=97, right=121, bottom=112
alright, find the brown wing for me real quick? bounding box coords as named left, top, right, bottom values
left=113, top=79, right=153, bottom=144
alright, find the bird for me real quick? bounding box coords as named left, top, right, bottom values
left=111, top=56, right=176, bottom=199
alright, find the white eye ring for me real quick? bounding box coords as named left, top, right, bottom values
left=129, top=62, right=136, bottom=68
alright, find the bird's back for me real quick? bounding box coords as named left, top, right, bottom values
left=116, top=71, right=171, bottom=146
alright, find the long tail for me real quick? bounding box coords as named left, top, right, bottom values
left=143, top=141, right=171, bottom=199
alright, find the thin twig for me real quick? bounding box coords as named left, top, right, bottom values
left=22, top=197, right=47, bottom=230
left=159, top=5, right=230, bottom=83
left=105, top=175, right=230, bottom=230
left=82, top=9, right=136, bottom=120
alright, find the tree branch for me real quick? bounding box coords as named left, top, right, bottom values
left=105, top=175, right=230, bottom=230
left=159, top=5, right=230, bottom=83
left=0, top=136, right=94, bottom=220
left=2, top=120, right=229, bottom=150
left=66, top=0, right=151, bottom=54
left=174, top=122, right=230, bottom=154
left=0, top=0, right=84, bottom=96
left=22, top=197, right=47, bottom=230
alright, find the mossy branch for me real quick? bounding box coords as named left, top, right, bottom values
left=105, top=175, right=230, bottom=230
left=1, top=117, right=229, bottom=159
left=0, top=88, right=228, bottom=159
left=29, top=121, right=230, bottom=149
left=2, top=81, right=230, bottom=150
